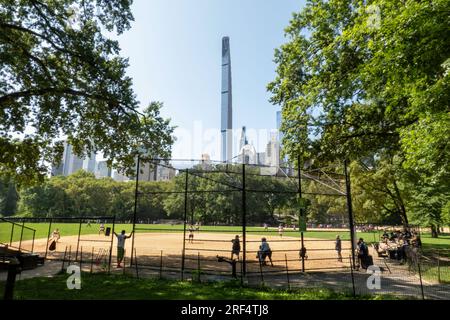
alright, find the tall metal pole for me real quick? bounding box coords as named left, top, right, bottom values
left=181, top=169, right=189, bottom=280
left=108, top=215, right=115, bottom=272
left=44, top=218, right=52, bottom=260
left=130, top=155, right=140, bottom=266
left=19, top=221, right=25, bottom=252
left=344, top=159, right=356, bottom=269
left=242, top=163, right=247, bottom=277
left=75, top=218, right=82, bottom=261
left=298, top=155, right=305, bottom=272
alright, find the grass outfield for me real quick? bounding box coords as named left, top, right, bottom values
left=1, top=222, right=449, bottom=251
left=0, top=273, right=400, bottom=300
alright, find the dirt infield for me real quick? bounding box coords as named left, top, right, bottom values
left=14, top=231, right=353, bottom=274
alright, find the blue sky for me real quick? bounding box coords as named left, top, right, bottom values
left=113, top=0, right=304, bottom=160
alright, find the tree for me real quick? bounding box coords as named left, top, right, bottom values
left=0, top=175, right=18, bottom=216
left=0, top=0, right=174, bottom=184
left=268, top=0, right=449, bottom=232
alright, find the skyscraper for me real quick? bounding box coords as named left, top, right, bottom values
left=221, top=36, right=233, bottom=162
left=82, top=150, right=97, bottom=173
left=239, top=126, right=248, bottom=152
left=276, top=111, right=283, bottom=142
left=62, top=142, right=83, bottom=176
left=95, top=161, right=112, bottom=178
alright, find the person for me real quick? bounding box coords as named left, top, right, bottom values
left=292, top=224, right=296, bottom=231
left=51, top=228, right=61, bottom=242
left=188, top=224, right=195, bottom=243
left=263, top=223, right=268, bottom=231
left=99, top=223, right=105, bottom=235
left=195, top=222, right=200, bottom=231
left=86, top=220, right=91, bottom=227
left=278, top=224, right=284, bottom=238
left=299, top=246, right=308, bottom=260
left=113, top=230, right=133, bottom=268
left=231, top=235, right=241, bottom=260
left=356, top=238, right=369, bottom=269
left=258, top=237, right=273, bottom=266
left=335, top=235, right=342, bottom=262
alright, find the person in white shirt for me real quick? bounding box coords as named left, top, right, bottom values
left=278, top=224, right=284, bottom=237
left=113, top=230, right=133, bottom=268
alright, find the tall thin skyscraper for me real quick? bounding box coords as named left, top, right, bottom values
left=221, top=36, right=233, bottom=162
left=276, top=111, right=283, bottom=142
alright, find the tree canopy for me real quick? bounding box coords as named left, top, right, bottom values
left=0, top=0, right=174, bottom=184
left=268, top=0, right=449, bottom=233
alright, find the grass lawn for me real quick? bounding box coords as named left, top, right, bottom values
left=0, top=222, right=354, bottom=243
left=421, top=265, right=450, bottom=284
left=0, top=273, right=399, bottom=300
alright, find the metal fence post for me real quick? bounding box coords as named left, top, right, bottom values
left=242, top=164, right=247, bottom=277
left=9, top=223, right=14, bottom=246
left=90, top=247, right=94, bottom=274
left=349, top=256, right=356, bottom=298
left=76, top=218, right=82, bottom=261
left=181, top=169, right=189, bottom=280
left=134, top=248, right=139, bottom=279
left=417, top=258, right=425, bottom=300
left=44, top=218, right=53, bottom=260
left=285, top=254, right=291, bottom=291
left=3, top=258, right=20, bottom=300
left=159, top=250, right=163, bottom=279
left=437, top=250, right=441, bottom=284
left=18, top=221, right=25, bottom=252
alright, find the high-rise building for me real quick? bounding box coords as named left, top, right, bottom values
left=276, top=111, right=283, bottom=142
left=257, top=152, right=266, bottom=166
left=239, top=143, right=257, bottom=165
left=276, top=110, right=290, bottom=168
left=51, top=162, right=63, bottom=176
left=200, top=154, right=212, bottom=170
left=95, top=161, right=112, bottom=178
left=112, top=169, right=129, bottom=182
left=51, top=142, right=96, bottom=176
left=239, top=126, right=248, bottom=152
left=82, top=151, right=97, bottom=173
left=221, top=36, right=233, bottom=162
left=62, top=142, right=84, bottom=176
left=265, top=132, right=280, bottom=168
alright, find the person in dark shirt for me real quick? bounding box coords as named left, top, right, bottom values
left=231, top=235, right=241, bottom=260
left=335, top=235, right=342, bottom=262
left=356, top=238, right=369, bottom=269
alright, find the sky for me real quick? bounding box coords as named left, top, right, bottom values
left=113, top=0, right=305, bottom=161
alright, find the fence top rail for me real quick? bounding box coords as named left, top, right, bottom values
left=0, top=217, right=36, bottom=231
left=4, top=216, right=115, bottom=221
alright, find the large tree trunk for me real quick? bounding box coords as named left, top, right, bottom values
left=392, top=180, right=409, bottom=231
left=431, top=225, right=438, bottom=238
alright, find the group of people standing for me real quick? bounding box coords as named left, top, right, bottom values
left=230, top=235, right=273, bottom=266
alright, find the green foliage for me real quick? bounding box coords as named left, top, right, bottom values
left=0, top=0, right=174, bottom=184
left=17, top=170, right=168, bottom=220
left=0, top=175, right=18, bottom=216
left=269, top=0, right=450, bottom=231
